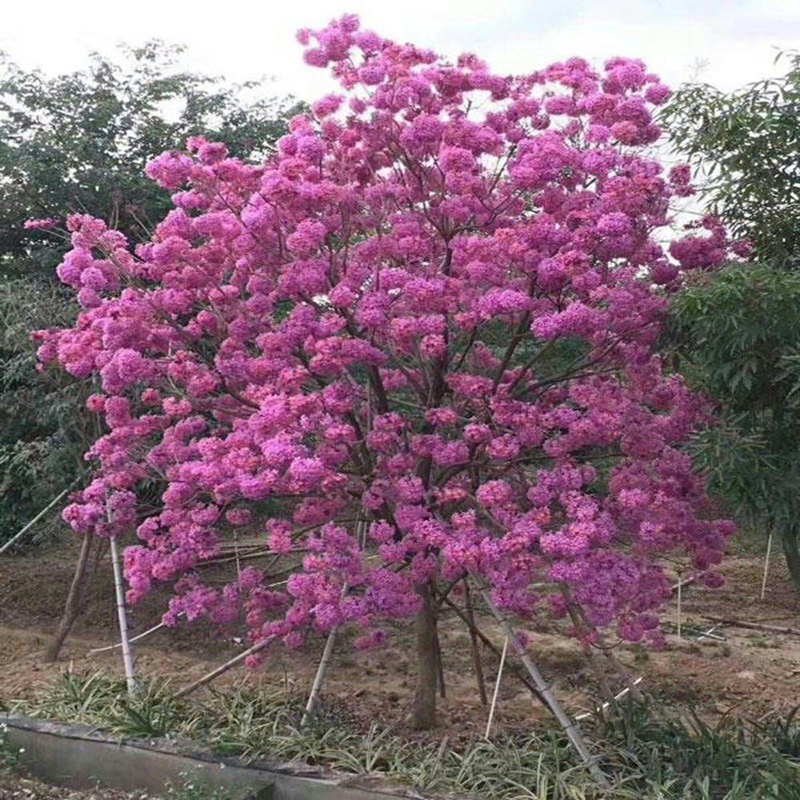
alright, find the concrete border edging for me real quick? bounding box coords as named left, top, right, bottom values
left=2, top=715, right=423, bottom=800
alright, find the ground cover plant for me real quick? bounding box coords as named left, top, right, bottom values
left=34, top=13, right=744, bottom=743
left=7, top=670, right=800, bottom=799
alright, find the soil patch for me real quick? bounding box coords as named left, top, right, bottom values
left=1, top=540, right=800, bottom=740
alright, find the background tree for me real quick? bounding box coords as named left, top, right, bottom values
left=0, top=44, right=296, bottom=544
left=661, top=53, right=800, bottom=587
left=0, top=278, right=94, bottom=541
left=38, top=16, right=733, bottom=729
left=669, top=266, right=800, bottom=586
left=0, top=41, right=300, bottom=276
left=660, top=51, right=800, bottom=266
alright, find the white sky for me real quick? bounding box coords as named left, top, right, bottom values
left=2, top=1, right=799, bottom=101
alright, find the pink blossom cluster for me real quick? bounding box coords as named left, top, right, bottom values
left=36, top=15, right=735, bottom=657
left=24, top=218, right=58, bottom=230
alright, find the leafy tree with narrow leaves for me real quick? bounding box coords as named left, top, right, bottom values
left=670, top=265, right=800, bottom=586
left=660, top=52, right=800, bottom=266
left=662, top=53, right=800, bottom=587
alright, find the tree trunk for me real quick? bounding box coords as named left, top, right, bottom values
left=410, top=582, right=439, bottom=730
left=780, top=521, right=800, bottom=591
left=44, top=533, right=95, bottom=663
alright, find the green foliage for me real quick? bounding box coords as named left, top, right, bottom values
left=15, top=671, right=800, bottom=799
left=0, top=43, right=297, bottom=546
left=660, top=51, right=800, bottom=266
left=0, top=41, right=299, bottom=275
left=661, top=55, right=800, bottom=586
left=0, top=276, right=92, bottom=544
left=162, top=773, right=240, bottom=800
left=668, top=264, right=800, bottom=585
left=0, top=722, right=22, bottom=771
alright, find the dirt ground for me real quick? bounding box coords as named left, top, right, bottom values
left=0, top=769, right=154, bottom=800
left=1, top=538, right=799, bottom=742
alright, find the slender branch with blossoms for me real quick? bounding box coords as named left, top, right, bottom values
left=36, top=14, right=737, bottom=729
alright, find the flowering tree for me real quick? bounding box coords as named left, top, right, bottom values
left=36, top=15, right=735, bottom=730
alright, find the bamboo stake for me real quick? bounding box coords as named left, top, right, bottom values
left=575, top=606, right=644, bottom=703
left=233, top=529, right=242, bottom=583
left=671, top=575, right=696, bottom=593
left=761, top=533, right=773, bottom=601
left=175, top=637, right=274, bottom=698
left=485, top=636, right=508, bottom=738
left=301, top=583, right=349, bottom=723
left=696, top=625, right=725, bottom=642
left=0, top=482, right=77, bottom=555
left=565, top=599, right=613, bottom=702
left=562, top=585, right=643, bottom=703
left=676, top=574, right=683, bottom=639
left=442, top=595, right=542, bottom=701
left=301, top=629, right=339, bottom=728
left=89, top=611, right=193, bottom=654
left=109, top=535, right=137, bottom=696
left=88, top=620, right=167, bottom=654
left=702, top=615, right=800, bottom=637
left=481, top=589, right=608, bottom=787
left=301, top=519, right=362, bottom=727
left=575, top=677, right=644, bottom=721
left=464, top=581, right=488, bottom=706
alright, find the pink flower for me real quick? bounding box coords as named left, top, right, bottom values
left=24, top=218, right=58, bottom=230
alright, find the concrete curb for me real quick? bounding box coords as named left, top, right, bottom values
left=2, top=715, right=425, bottom=800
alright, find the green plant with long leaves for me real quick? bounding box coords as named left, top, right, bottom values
left=13, top=671, right=800, bottom=799
left=660, top=54, right=800, bottom=589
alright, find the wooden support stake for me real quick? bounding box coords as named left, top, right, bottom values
left=574, top=602, right=644, bottom=703
left=176, top=637, right=274, bottom=698
left=670, top=575, right=696, bottom=593
left=464, top=581, right=488, bottom=706
left=564, top=598, right=613, bottom=702
left=442, top=595, right=542, bottom=701
left=110, top=535, right=137, bottom=696
left=702, top=615, right=800, bottom=637
left=0, top=482, right=77, bottom=556
left=88, top=620, right=168, bottom=654
left=761, top=533, right=773, bottom=602
left=485, top=636, right=508, bottom=738
left=481, top=588, right=608, bottom=787
left=301, top=629, right=339, bottom=728
left=575, top=677, right=644, bottom=721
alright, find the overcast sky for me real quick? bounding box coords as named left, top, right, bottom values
left=2, top=0, right=799, bottom=100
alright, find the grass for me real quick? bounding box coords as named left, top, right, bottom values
left=8, top=670, right=800, bottom=799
